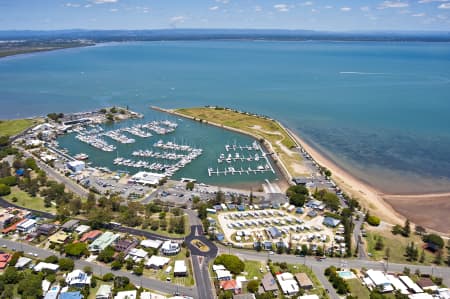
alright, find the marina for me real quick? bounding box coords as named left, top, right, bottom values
left=208, top=141, right=275, bottom=177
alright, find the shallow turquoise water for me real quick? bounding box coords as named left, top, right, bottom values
left=1, top=41, right=450, bottom=193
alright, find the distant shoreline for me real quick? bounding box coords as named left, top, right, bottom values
left=0, top=43, right=94, bottom=59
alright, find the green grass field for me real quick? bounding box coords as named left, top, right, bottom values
left=176, top=107, right=305, bottom=177
left=347, top=278, right=370, bottom=299
left=142, top=214, right=190, bottom=238
left=4, top=186, right=56, bottom=213
left=365, top=228, right=435, bottom=265
left=0, top=118, right=41, bottom=137
left=244, top=260, right=264, bottom=280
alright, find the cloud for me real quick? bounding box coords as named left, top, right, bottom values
left=412, top=12, right=426, bottom=16
left=109, top=8, right=118, bottom=12
left=377, top=1, right=409, bottom=9
left=274, top=4, right=290, bottom=12
left=216, top=0, right=229, bottom=4
left=65, top=3, right=80, bottom=7
left=300, top=1, right=313, bottom=6
left=209, top=6, right=219, bottom=11
left=324, top=5, right=333, bottom=9
left=254, top=5, right=262, bottom=12
left=360, top=6, right=370, bottom=11
left=170, top=16, right=186, bottom=27
left=439, top=2, right=450, bottom=8
left=418, top=0, right=448, bottom=3
left=340, top=7, right=352, bottom=11
left=84, top=4, right=92, bottom=8
left=91, top=0, right=118, bottom=4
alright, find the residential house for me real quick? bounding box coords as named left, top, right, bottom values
left=365, top=270, right=394, bottom=293
left=114, top=238, right=137, bottom=253
left=0, top=212, right=15, bottom=229
left=140, top=239, right=163, bottom=249
left=160, top=240, right=180, bottom=255
left=14, top=256, right=32, bottom=269
left=220, top=280, right=237, bottom=292
left=276, top=272, right=300, bottom=296
left=173, top=260, right=187, bottom=277
left=17, top=219, right=37, bottom=233
left=261, top=272, right=279, bottom=292
left=126, top=248, right=148, bottom=262
left=80, top=230, right=102, bottom=242
left=74, top=224, right=91, bottom=235
left=37, top=223, right=57, bottom=236
left=61, top=219, right=80, bottom=232
left=33, top=262, right=59, bottom=272
left=114, top=290, right=137, bottom=299
left=295, top=273, right=314, bottom=290
left=95, top=285, right=112, bottom=299
left=0, top=253, right=12, bottom=269
left=145, top=256, right=170, bottom=269
left=233, top=294, right=256, bottom=299
left=88, top=232, right=120, bottom=252
left=417, top=277, right=438, bottom=291
left=66, top=269, right=92, bottom=287
left=216, top=269, right=233, bottom=281
left=140, top=292, right=167, bottom=299
left=267, top=227, right=281, bottom=239
left=48, top=231, right=69, bottom=245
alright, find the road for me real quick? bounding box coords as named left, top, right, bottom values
left=20, top=147, right=89, bottom=198
left=353, top=211, right=367, bottom=260
left=0, top=238, right=197, bottom=298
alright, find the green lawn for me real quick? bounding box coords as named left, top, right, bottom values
left=271, top=262, right=329, bottom=298
left=347, top=278, right=370, bottom=299
left=142, top=214, right=190, bottom=238
left=365, top=228, right=435, bottom=265
left=244, top=260, right=264, bottom=280
left=176, top=107, right=306, bottom=177
left=4, top=186, right=56, bottom=213
left=0, top=118, right=41, bottom=137
left=143, top=248, right=195, bottom=287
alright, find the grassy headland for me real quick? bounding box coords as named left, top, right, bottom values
left=0, top=118, right=41, bottom=138
left=174, top=106, right=307, bottom=179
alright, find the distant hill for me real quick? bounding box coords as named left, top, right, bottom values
left=1, top=29, right=450, bottom=42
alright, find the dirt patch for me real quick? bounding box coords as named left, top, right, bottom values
left=384, top=195, right=450, bottom=235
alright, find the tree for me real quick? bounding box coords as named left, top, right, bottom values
left=64, top=242, right=87, bottom=257
left=367, top=215, right=381, bottom=226
left=423, top=234, right=444, bottom=250
left=17, top=273, right=42, bottom=298
left=111, top=260, right=123, bottom=270
left=247, top=279, right=260, bottom=293
left=58, top=258, right=75, bottom=271
left=97, top=246, right=115, bottom=263
left=103, top=273, right=115, bottom=281
left=402, top=219, right=411, bottom=237
left=214, top=254, right=245, bottom=275
left=0, top=184, right=11, bottom=196
left=375, top=237, right=384, bottom=251
left=420, top=249, right=426, bottom=263
left=44, top=255, right=59, bottom=264
left=391, top=224, right=403, bottom=235
left=3, top=267, right=19, bottom=284
left=186, top=181, right=194, bottom=191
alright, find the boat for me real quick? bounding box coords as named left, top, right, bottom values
left=74, top=153, right=89, bottom=160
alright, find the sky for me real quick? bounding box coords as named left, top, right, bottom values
left=0, top=0, right=450, bottom=31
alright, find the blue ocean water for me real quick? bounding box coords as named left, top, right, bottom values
left=1, top=41, right=450, bottom=193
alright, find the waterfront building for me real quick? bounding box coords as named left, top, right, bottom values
left=67, top=161, right=85, bottom=173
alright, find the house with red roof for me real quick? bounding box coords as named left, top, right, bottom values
left=80, top=230, right=102, bottom=242
left=0, top=253, right=12, bottom=269
left=220, top=280, right=238, bottom=293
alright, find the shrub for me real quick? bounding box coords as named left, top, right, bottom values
left=103, top=273, right=114, bottom=281
left=214, top=254, right=245, bottom=275
left=367, top=215, right=381, bottom=226
left=0, top=183, right=11, bottom=196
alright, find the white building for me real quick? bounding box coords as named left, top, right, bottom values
left=67, top=160, right=85, bottom=173
left=129, top=172, right=165, bottom=186
left=140, top=292, right=166, bottom=299
left=34, top=262, right=59, bottom=272
left=366, top=270, right=394, bottom=293
left=140, top=239, right=163, bottom=249
left=160, top=240, right=180, bottom=255
left=65, top=269, right=91, bottom=287
left=216, top=269, right=232, bottom=281
left=145, top=256, right=170, bottom=269
left=17, top=219, right=37, bottom=233
left=276, top=272, right=300, bottom=296
left=75, top=224, right=91, bottom=235
left=399, top=276, right=423, bottom=294
left=173, top=260, right=187, bottom=277
left=15, top=257, right=32, bottom=269
left=126, top=248, right=148, bottom=262
left=387, top=275, right=409, bottom=295
left=114, top=290, right=137, bottom=299
left=95, top=285, right=112, bottom=299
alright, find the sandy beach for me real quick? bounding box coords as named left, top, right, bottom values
left=286, top=127, right=450, bottom=235
left=284, top=128, right=406, bottom=226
